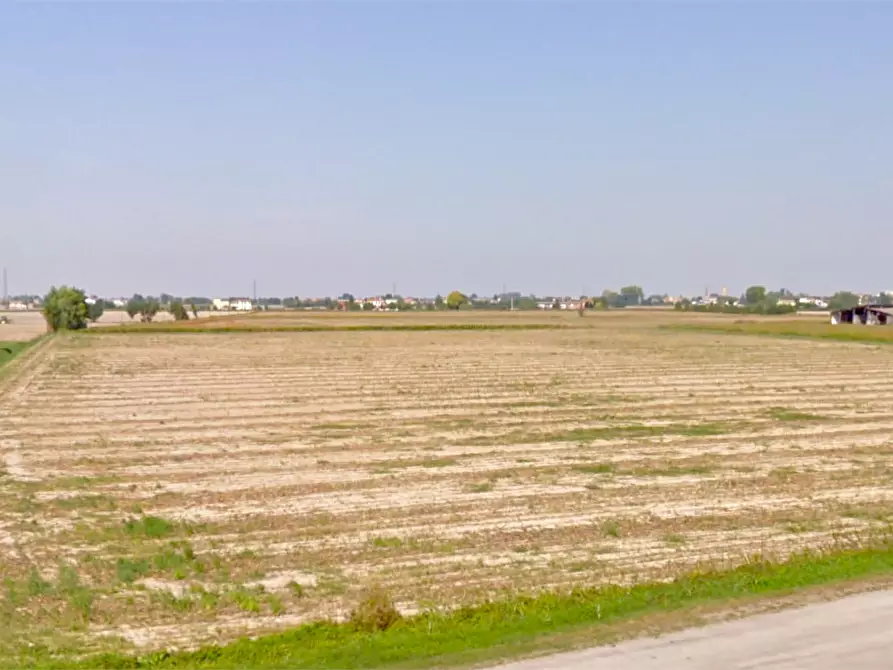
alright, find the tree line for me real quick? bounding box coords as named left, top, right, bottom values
left=38, top=284, right=892, bottom=331
left=42, top=287, right=196, bottom=332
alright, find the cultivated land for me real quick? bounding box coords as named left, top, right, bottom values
left=0, top=311, right=47, bottom=341
left=3, top=311, right=893, bottom=662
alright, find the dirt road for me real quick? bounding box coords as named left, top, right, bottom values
left=499, top=589, right=893, bottom=669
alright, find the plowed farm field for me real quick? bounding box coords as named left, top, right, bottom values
left=3, top=324, right=893, bottom=655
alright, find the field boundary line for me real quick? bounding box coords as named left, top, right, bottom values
left=84, top=323, right=567, bottom=334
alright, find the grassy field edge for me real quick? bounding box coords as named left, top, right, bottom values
left=0, top=335, right=48, bottom=374
left=13, top=537, right=893, bottom=670
left=664, top=322, right=893, bottom=344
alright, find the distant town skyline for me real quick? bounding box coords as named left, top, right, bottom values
left=2, top=272, right=890, bottom=305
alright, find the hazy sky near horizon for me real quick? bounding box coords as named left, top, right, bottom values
left=2, top=2, right=892, bottom=299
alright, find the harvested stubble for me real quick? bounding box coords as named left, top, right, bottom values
left=668, top=319, right=893, bottom=344
left=3, top=322, right=893, bottom=657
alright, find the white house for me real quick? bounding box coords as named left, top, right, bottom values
left=229, top=298, right=253, bottom=312
left=213, top=298, right=253, bottom=311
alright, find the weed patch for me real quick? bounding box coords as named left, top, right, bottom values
left=26, top=570, right=53, bottom=597
left=468, top=421, right=739, bottom=447
left=57, top=564, right=93, bottom=625
left=54, top=495, right=117, bottom=511
left=349, top=585, right=401, bottom=632
left=123, top=516, right=175, bottom=538
left=228, top=587, right=263, bottom=614
left=573, top=463, right=615, bottom=475
left=601, top=520, right=621, bottom=538
left=116, top=558, right=150, bottom=584
left=766, top=407, right=830, bottom=422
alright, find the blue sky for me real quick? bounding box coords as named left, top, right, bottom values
left=2, top=2, right=891, bottom=298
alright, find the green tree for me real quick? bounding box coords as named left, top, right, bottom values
left=43, top=286, right=89, bottom=332
left=434, top=294, right=444, bottom=308
left=829, top=291, right=860, bottom=311
left=128, top=298, right=160, bottom=322
left=169, top=300, right=190, bottom=321
left=190, top=302, right=199, bottom=318
left=601, top=289, right=623, bottom=308
left=144, top=299, right=160, bottom=321
left=619, top=286, right=644, bottom=306
left=125, top=294, right=146, bottom=320
left=745, top=286, right=767, bottom=305
left=446, top=291, right=468, bottom=310
left=87, top=301, right=105, bottom=323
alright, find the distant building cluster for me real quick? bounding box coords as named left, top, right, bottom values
left=2, top=296, right=42, bottom=310
left=5, top=287, right=893, bottom=315
left=212, top=298, right=253, bottom=312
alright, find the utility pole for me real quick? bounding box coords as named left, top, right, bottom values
left=1, top=267, right=7, bottom=307
left=253, top=280, right=257, bottom=308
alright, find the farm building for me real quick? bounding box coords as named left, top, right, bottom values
left=831, top=304, right=893, bottom=325
left=212, top=298, right=253, bottom=312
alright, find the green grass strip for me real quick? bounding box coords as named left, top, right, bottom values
left=0, top=337, right=43, bottom=372
left=11, top=539, right=893, bottom=669
left=664, top=322, right=893, bottom=344
left=87, top=323, right=564, bottom=334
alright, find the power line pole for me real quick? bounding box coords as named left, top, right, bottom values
left=2, top=267, right=7, bottom=307
left=253, top=280, right=257, bottom=307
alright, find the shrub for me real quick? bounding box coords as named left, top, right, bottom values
left=87, top=301, right=105, bottom=323
left=169, top=301, right=190, bottom=321
left=42, top=286, right=89, bottom=332
left=349, top=585, right=402, bottom=632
